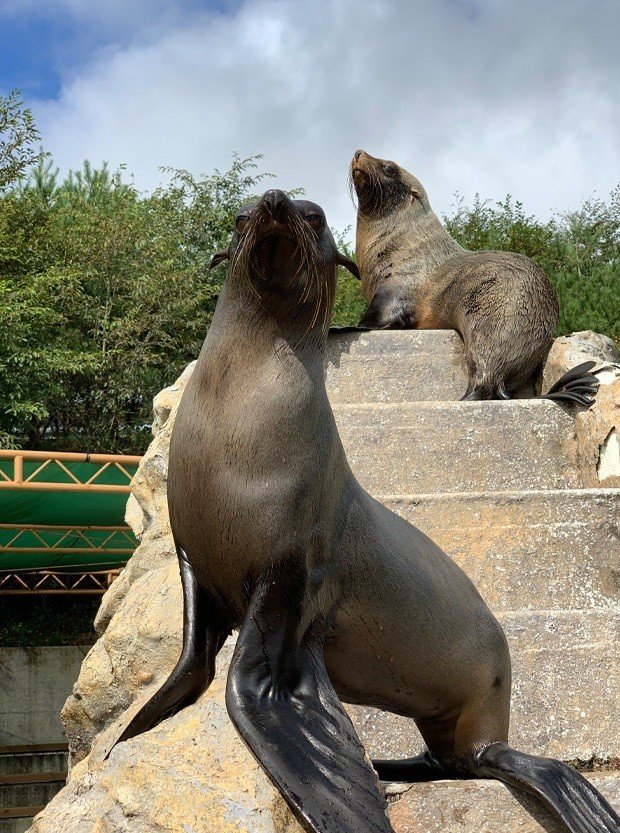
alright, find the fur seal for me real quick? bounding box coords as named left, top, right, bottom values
left=107, top=189, right=618, bottom=833
left=350, top=150, right=594, bottom=402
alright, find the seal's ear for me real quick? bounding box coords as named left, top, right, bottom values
left=336, top=252, right=361, bottom=281
left=209, top=247, right=230, bottom=270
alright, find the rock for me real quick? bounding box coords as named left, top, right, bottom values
left=31, top=640, right=304, bottom=833
left=542, top=330, right=617, bottom=393
left=387, top=773, right=620, bottom=833
left=576, top=380, right=620, bottom=488
left=542, top=331, right=620, bottom=488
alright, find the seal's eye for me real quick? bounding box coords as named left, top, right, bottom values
left=305, top=212, right=323, bottom=226
left=382, top=164, right=397, bottom=177
left=236, top=214, right=250, bottom=231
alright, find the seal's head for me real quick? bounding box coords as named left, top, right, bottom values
left=210, top=190, right=359, bottom=331
left=350, top=149, right=430, bottom=219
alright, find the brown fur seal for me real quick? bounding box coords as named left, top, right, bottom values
left=106, top=189, right=618, bottom=833
left=351, top=149, right=563, bottom=401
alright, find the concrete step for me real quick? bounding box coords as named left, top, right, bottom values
left=327, top=329, right=463, bottom=359
left=326, top=329, right=469, bottom=403
left=0, top=818, right=36, bottom=833
left=387, top=771, right=620, bottom=833
left=380, top=488, right=620, bottom=612
left=334, top=400, right=580, bottom=493
left=349, top=608, right=620, bottom=762
left=0, top=751, right=68, bottom=777
left=0, top=776, right=65, bottom=811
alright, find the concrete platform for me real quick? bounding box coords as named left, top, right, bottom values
left=334, top=400, right=580, bottom=493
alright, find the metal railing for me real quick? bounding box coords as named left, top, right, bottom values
left=0, top=450, right=142, bottom=493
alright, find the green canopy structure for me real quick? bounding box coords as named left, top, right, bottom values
left=0, top=451, right=141, bottom=583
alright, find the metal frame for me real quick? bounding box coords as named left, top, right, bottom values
left=0, top=569, right=120, bottom=595
left=0, top=524, right=136, bottom=555
left=0, top=450, right=142, bottom=493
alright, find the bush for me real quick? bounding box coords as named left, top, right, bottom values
left=0, top=155, right=273, bottom=452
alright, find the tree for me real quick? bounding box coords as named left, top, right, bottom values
left=0, top=156, right=272, bottom=452
left=0, top=90, right=45, bottom=191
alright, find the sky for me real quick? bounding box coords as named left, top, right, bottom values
left=1, top=0, right=619, bottom=233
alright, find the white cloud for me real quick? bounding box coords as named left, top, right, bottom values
left=32, top=0, right=620, bottom=234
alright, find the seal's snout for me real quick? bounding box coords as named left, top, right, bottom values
left=262, top=189, right=289, bottom=219
left=351, top=150, right=371, bottom=186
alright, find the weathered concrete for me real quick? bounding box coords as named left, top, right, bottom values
left=0, top=648, right=88, bottom=746
left=326, top=329, right=464, bottom=360
left=326, top=330, right=469, bottom=403
left=1, top=778, right=65, bottom=810
left=382, top=488, right=620, bottom=611
left=1, top=821, right=32, bottom=833
left=387, top=773, right=620, bottom=833
left=334, top=400, right=580, bottom=493
left=0, top=751, right=67, bottom=776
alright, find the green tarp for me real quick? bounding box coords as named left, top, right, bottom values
left=0, top=460, right=139, bottom=572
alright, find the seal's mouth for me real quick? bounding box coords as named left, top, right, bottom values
left=349, top=150, right=381, bottom=203
left=233, top=190, right=321, bottom=281
left=351, top=166, right=369, bottom=190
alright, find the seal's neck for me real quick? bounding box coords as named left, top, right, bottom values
left=403, top=208, right=463, bottom=272
left=200, top=273, right=330, bottom=383
left=358, top=205, right=463, bottom=292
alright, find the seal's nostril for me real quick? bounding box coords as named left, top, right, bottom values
left=263, top=189, right=286, bottom=217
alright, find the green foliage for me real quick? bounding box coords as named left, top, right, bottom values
left=0, top=90, right=46, bottom=191
left=332, top=227, right=366, bottom=326
left=0, top=129, right=616, bottom=453
left=0, top=155, right=271, bottom=452
left=445, top=192, right=620, bottom=346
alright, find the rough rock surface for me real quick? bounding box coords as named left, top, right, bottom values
left=31, top=331, right=620, bottom=832
left=543, top=330, right=620, bottom=487
left=387, top=775, right=620, bottom=833
left=31, top=640, right=305, bottom=833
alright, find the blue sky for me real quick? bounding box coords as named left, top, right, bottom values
left=2, top=0, right=619, bottom=231
left=0, top=1, right=228, bottom=97
left=0, top=10, right=75, bottom=99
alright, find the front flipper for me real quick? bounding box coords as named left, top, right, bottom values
left=359, top=284, right=416, bottom=330
left=226, top=566, right=394, bottom=833
left=104, top=547, right=228, bottom=759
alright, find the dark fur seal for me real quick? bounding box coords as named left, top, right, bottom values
left=350, top=150, right=599, bottom=404
left=107, top=190, right=618, bottom=833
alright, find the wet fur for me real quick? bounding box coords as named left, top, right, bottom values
left=352, top=151, right=560, bottom=399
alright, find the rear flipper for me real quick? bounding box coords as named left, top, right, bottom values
left=226, top=562, right=395, bottom=833
left=104, top=547, right=228, bottom=758
left=471, top=742, right=620, bottom=833
left=542, top=361, right=602, bottom=408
